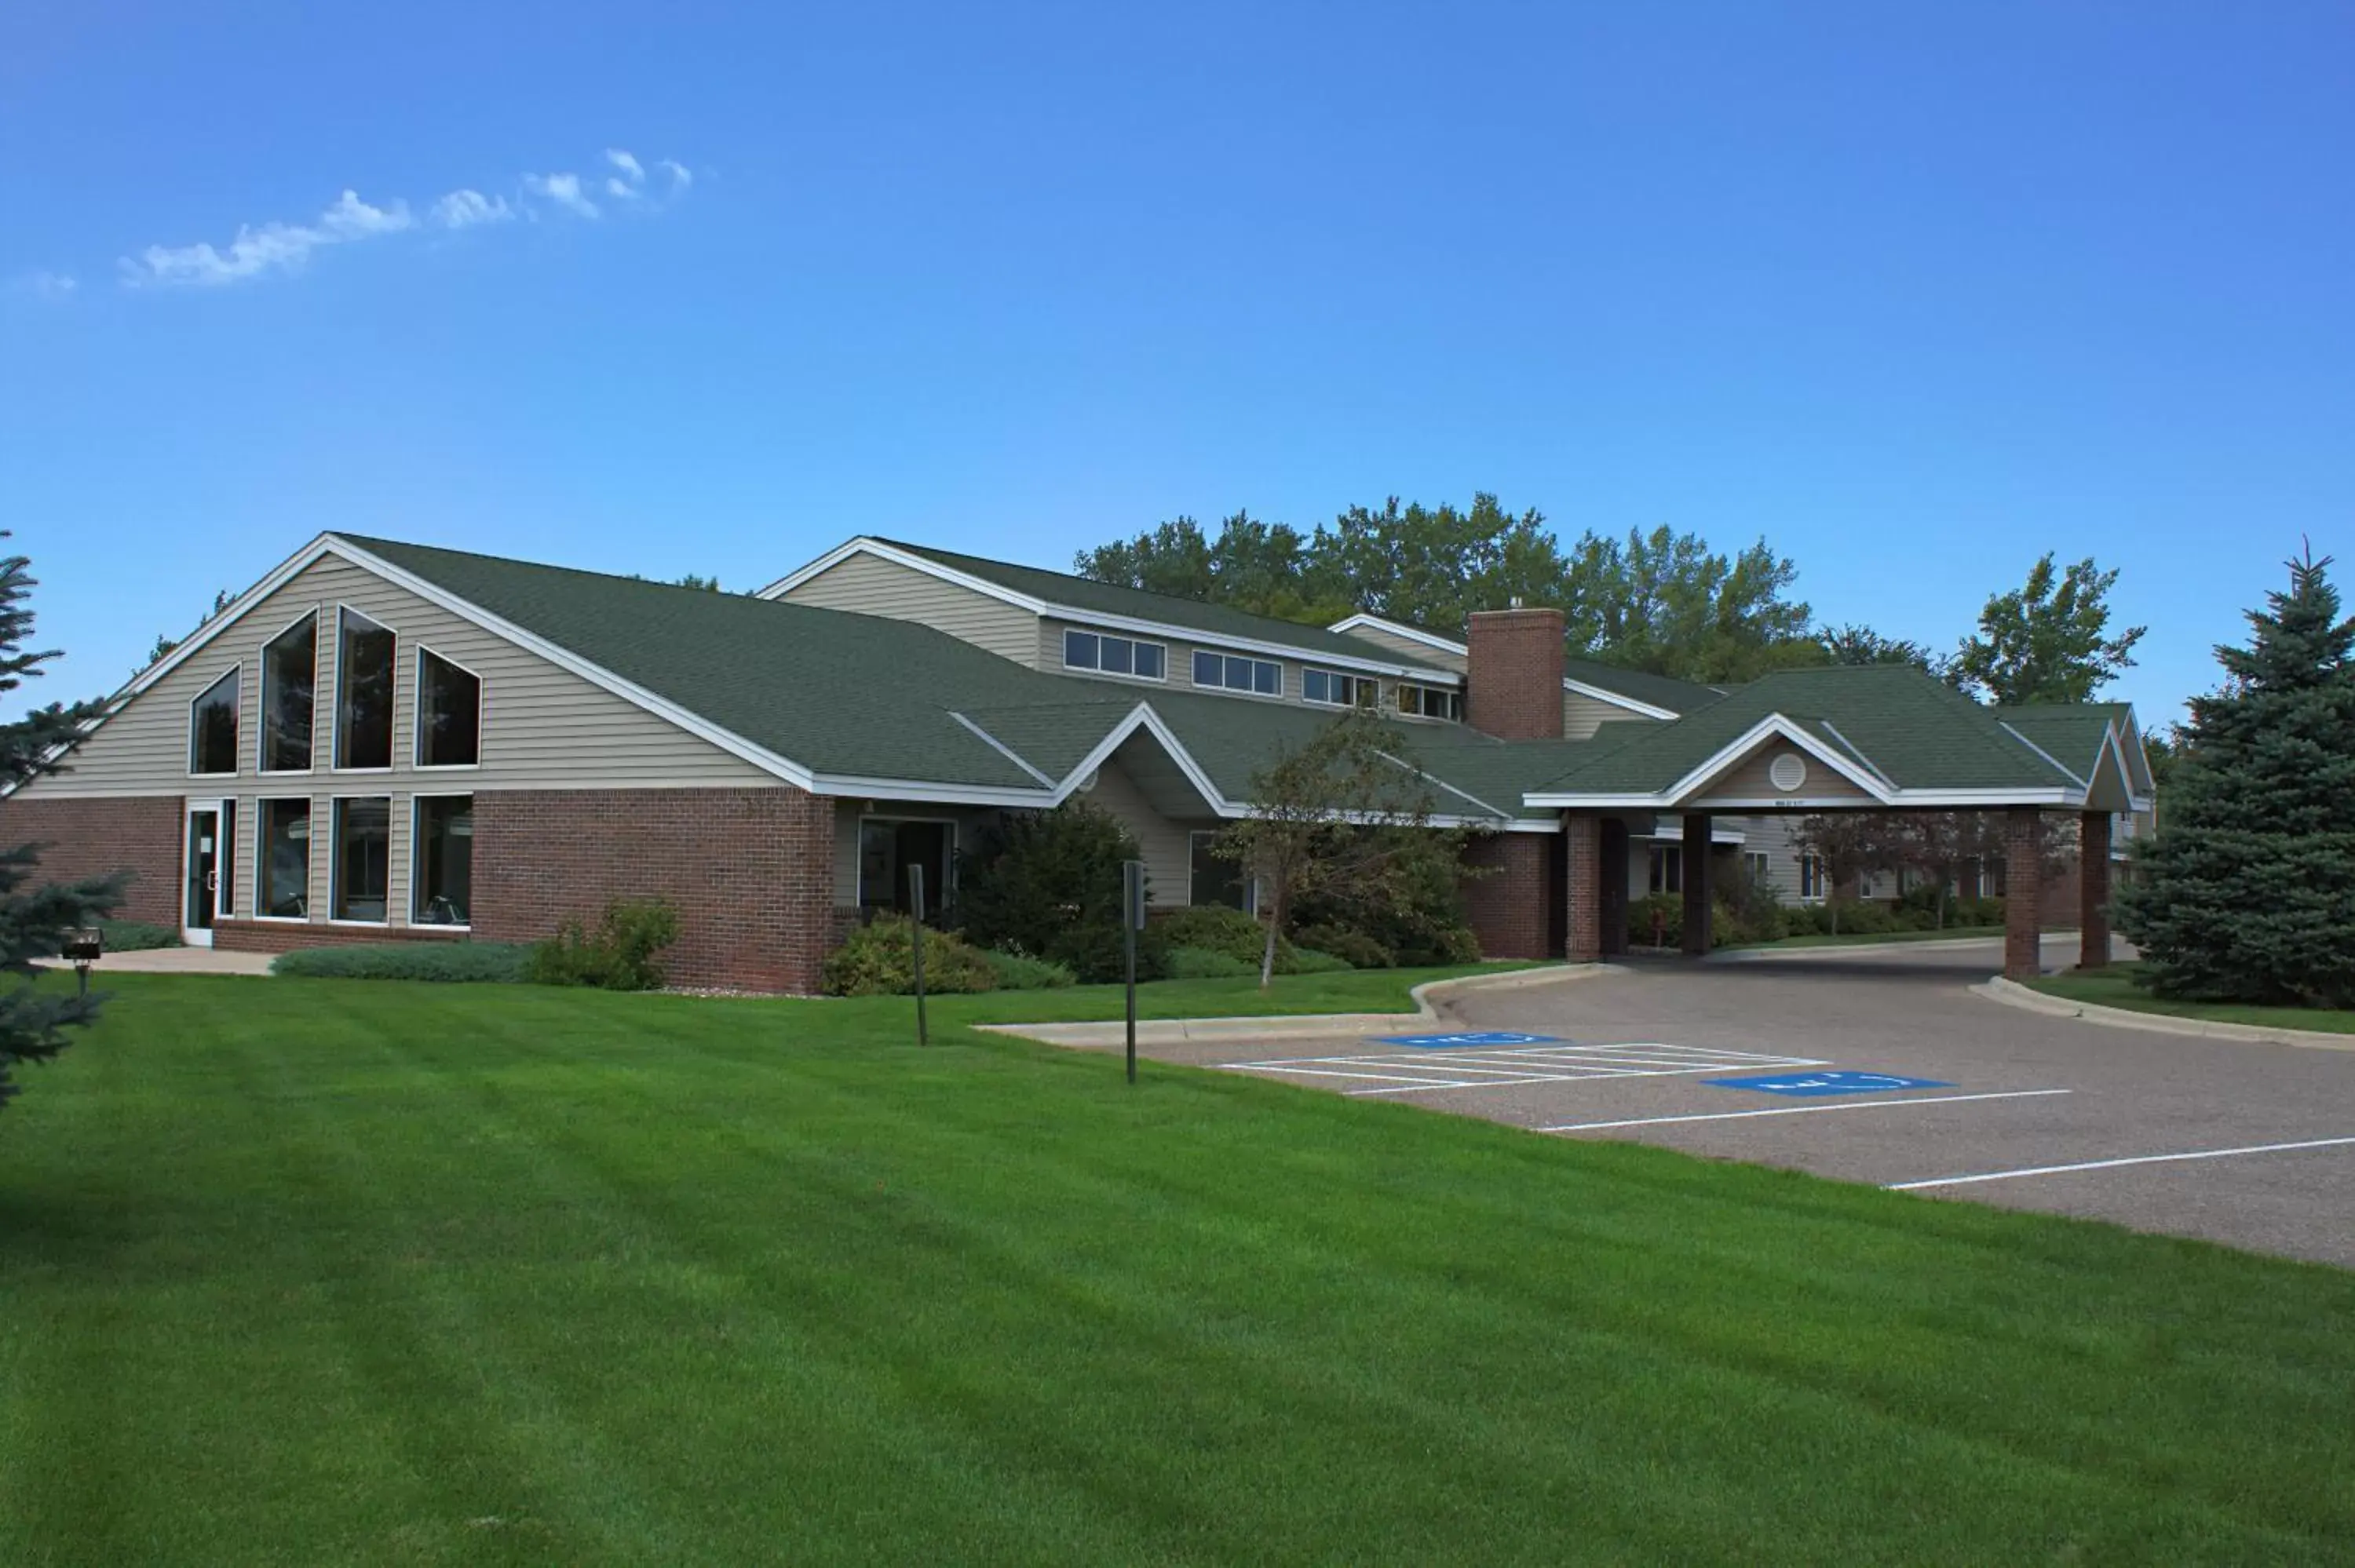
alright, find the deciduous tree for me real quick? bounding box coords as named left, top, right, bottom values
left=1951, top=554, right=2145, bottom=704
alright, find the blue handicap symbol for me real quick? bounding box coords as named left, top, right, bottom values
left=1377, top=1031, right=1565, bottom=1050
left=1705, top=1070, right=1955, bottom=1098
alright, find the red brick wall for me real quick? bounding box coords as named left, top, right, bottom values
left=472, top=787, right=838, bottom=992
left=214, top=921, right=465, bottom=954
left=0, top=794, right=181, bottom=928
left=1565, top=814, right=1602, bottom=961
left=1462, top=833, right=1551, bottom=959
left=1464, top=607, right=1565, bottom=741
left=2003, top=807, right=2045, bottom=980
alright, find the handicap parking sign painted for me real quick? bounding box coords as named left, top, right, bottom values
left=1704, top=1070, right=1955, bottom=1097
left=1377, top=1031, right=1565, bottom=1049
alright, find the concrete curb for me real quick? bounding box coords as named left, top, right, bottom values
left=1975, top=975, right=2355, bottom=1054
left=1709, top=932, right=2076, bottom=963
left=978, top=962, right=1618, bottom=1048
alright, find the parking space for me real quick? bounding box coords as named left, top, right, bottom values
left=1164, top=939, right=2355, bottom=1268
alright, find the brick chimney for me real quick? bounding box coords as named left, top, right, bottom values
left=1464, top=604, right=1565, bottom=739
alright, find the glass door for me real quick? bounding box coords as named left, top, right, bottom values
left=183, top=801, right=231, bottom=947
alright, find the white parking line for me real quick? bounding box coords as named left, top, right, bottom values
left=1218, top=1042, right=1827, bottom=1097
left=1543, top=1088, right=2073, bottom=1133
left=1889, top=1136, right=2355, bottom=1191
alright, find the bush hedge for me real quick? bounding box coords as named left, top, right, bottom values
left=1291, top=922, right=1394, bottom=969
left=822, top=920, right=998, bottom=996
left=977, top=947, right=1076, bottom=990
left=525, top=899, right=681, bottom=990
left=954, top=803, right=1168, bottom=983
left=1165, top=946, right=1255, bottom=980
left=95, top=919, right=179, bottom=953
left=272, top=942, right=534, bottom=983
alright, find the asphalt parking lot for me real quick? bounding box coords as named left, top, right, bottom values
left=1157, top=938, right=2355, bottom=1268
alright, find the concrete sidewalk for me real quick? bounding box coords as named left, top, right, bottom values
left=34, top=947, right=275, bottom=977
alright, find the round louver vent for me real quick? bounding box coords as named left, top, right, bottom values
left=1769, top=753, right=1808, bottom=793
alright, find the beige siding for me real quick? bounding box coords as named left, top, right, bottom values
left=1564, top=692, right=1661, bottom=741
left=782, top=553, right=1039, bottom=665
left=1083, top=760, right=1199, bottom=906
left=1687, top=744, right=1876, bottom=806
left=1040, top=615, right=1477, bottom=731
left=1339, top=623, right=1466, bottom=673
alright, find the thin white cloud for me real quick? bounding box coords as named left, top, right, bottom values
left=605, top=148, right=645, bottom=184
left=12, top=269, right=78, bottom=301
left=659, top=159, right=693, bottom=191
left=525, top=173, right=599, bottom=219
left=605, top=177, right=642, bottom=200
left=120, top=189, right=411, bottom=287
left=433, top=188, right=513, bottom=229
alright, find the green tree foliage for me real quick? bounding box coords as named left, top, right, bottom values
left=2118, top=551, right=2355, bottom=1007
left=954, top=801, right=1167, bottom=983
left=1214, top=709, right=1461, bottom=986
left=1075, top=494, right=1816, bottom=684
left=0, top=542, right=123, bottom=1113
left=1819, top=623, right=1944, bottom=676
left=143, top=587, right=234, bottom=673
left=1951, top=554, right=2146, bottom=703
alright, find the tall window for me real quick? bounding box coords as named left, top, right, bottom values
left=332, top=797, right=391, bottom=921
left=261, top=613, right=316, bottom=772
left=258, top=798, right=311, bottom=918
left=1192, top=650, right=1280, bottom=695
left=415, top=649, right=482, bottom=767
left=1648, top=844, right=1683, bottom=895
left=413, top=796, right=474, bottom=926
left=334, top=608, right=396, bottom=769
left=1188, top=830, right=1253, bottom=913
left=1061, top=629, right=1166, bottom=680
left=188, top=669, right=239, bottom=775
left=1798, top=853, right=1825, bottom=901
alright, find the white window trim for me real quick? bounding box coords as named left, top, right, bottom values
left=329, top=603, right=400, bottom=775
left=1060, top=626, right=1169, bottom=685
left=410, top=793, right=476, bottom=932
left=857, top=813, right=961, bottom=912
left=1190, top=648, right=1285, bottom=700
left=412, top=644, right=486, bottom=771
left=254, top=796, right=316, bottom=922
left=1302, top=668, right=1369, bottom=708
left=257, top=607, right=321, bottom=776
left=1393, top=680, right=1462, bottom=723
left=186, top=664, right=243, bottom=779
left=327, top=793, right=395, bottom=926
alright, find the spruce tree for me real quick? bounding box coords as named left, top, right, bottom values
left=2117, top=549, right=2355, bottom=1007
left=0, top=541, right=122, bottom=1113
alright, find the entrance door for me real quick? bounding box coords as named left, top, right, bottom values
left=183, top=801, right=233, bottom=947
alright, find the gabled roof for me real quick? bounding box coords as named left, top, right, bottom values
left=758, top=537, right=1457, bottom=681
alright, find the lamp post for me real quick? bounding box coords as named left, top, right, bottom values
left=1122, top=859, right=1145, bottom=1085
left=60, top=927, right=102, bottom=999
left=907, top=863, right=928, bottom=1046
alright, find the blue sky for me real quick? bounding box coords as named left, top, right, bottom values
left=4, top=2, right=2350, bottom=722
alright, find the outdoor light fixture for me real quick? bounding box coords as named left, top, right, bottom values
left=60, top=927, right=101, bottom=997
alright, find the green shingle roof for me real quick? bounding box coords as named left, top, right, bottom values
left=880, top=539, right=1457, bottom=673
left=1559, top=657, right=1725, bottom=714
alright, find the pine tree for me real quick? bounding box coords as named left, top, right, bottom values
left=0, top=540, right=122, bottom=1113
left=2116, top=549, right=2355, bottom=1007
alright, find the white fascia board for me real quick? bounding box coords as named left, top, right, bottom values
left=804, top=774, right=1057, bottom=808
left=2110, top=710, right=2157, bottom=794
left=1522, top=713, right=1896, bottom=811
left=1327, top=614, right=1681, bottom=719
left=1565, top=679, right=1679, bottom=720
left=1372, top=748, right=1513, bottom=824
left=325, top=537, right=828, bottom=790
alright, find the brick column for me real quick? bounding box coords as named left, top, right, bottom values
left=2079, top=811, right=2112, bottom=970
left=1598, top=818, right=1630, bottom=957
left=1681, top=812, right=1713, bottom=957
left=1565, top=812, right=1602, bottom=961
left=2003, top=807, right=2045, bottom=981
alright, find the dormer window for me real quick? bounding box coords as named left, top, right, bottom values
left=1192, top=650, right=1281, bottom=697
left=1062, top=629, right=1166, bottom=680
left=1303, top=669, right=1378, bottom=709
left=1397, top=682, right=1462, bottom=722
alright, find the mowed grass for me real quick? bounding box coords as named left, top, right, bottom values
left=2, top=978, right=2353, bottom=1566
left=2032, top=967, right=2355, bottom=1036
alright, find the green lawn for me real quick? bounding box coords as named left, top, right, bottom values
left=3, top=975, right=2353, bottom=1565
left=2030, top=968, right=2355, bottom=1036
left=949, top=958, right=1544, bottom=1024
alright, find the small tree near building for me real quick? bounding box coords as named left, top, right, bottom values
left=1214, top=709, right=1458, bottom=987
left=2118, top=549, right=2355, bottom=1008
left=1793, top=813, right=1906, bottom=934
left=0, top=542, right=124, bottom=1114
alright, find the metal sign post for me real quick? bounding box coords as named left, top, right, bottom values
left=908, top=863, right=928, bottom=1046
left=1122, top=859, right=1145, bottom=1084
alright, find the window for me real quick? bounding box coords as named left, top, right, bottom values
left=258, top=798, right=312, bottom=918
left=260, top=613, right=316, bottom=772
left=1192, top=650, right=1281, bottom=696
left=1061, top=629, right=1166, bottom=680
left=1189, top=830, right=1254, bottom=913
left=331, top=797, right=392, bottom=922
left=415, top=649, right=482, bottom=767
left=1798, top=853, right=1825, bottom=901
left=1396, top=683, right=1463, bottom=721
left=413, top=796, right=473, bottom=926
left=1743, top=851, right=1770, bottom=885
left=334, top=608, right=396, bottom=769
left=188, top=669, right=239, bottom=775
left=1648, top=844, right=1683, bottom=895
left=859, top=818, right=953, bottom=920
left=1302, top=669, right=1378, bottom=708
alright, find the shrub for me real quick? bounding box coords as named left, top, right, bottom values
left=273, top=942, right=532, bottom=983
left=1157, top=906, right=1269, bottom=964
left=1165, top=945, right=1254, bottom=979
left=94, top=919, right=178, bottom=953
left=821, top=919, right=997, bottom=996
left=1289, top=851, right=1479, bottom=970
left=1287, top=946, right=1353, bottom=973
left=1829, top=899, right=1898, bottom=936
left=1629, top=892, right=1681, bottom=949
left=525, top=898, right=681, bottom=990
left=1293, top=922, right=1394, bottom=969
left=977, top=947, right=1075, bottom=990
left=1955, top=895, right=2005, bottom=928
left=954, top=803, right=1166, bottom=983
